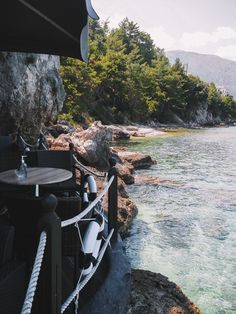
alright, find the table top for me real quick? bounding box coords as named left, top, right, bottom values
left=0, top=167, right=73, bottom=185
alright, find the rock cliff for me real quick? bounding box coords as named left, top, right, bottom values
left=0, top=52, right=65, bottom=138
left=188, top=101, right=222, bottom=126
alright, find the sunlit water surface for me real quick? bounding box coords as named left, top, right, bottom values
left=123, top=127, right=236, bottom=314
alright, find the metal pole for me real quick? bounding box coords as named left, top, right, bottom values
left=108, top=158, right=118, bottom=242
left=69, top=142, right=85, bottom=199
left=37, top=194, right=62, bottom=314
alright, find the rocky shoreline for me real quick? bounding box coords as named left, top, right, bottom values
left=46, top=121, right=202, bottom=313
left=129, top=269, right=202, bottom=314
left=105, top=124, right=167, bottom=140
left=48, top=121, right=157, bottom=235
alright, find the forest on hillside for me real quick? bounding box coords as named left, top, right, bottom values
left=60, top=19, right=236, bottom=125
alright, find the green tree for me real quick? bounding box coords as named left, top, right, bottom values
left=220, top=94, right=236, bottom=119
left=60, top=57, right=98, bottom=122
left=207, top=82, right=222, bottom=117
left=59, top=18, right=236, bottom=125
left=117, top=18, right=157, bottom=65
left=89, top=20, right=109, bottom=60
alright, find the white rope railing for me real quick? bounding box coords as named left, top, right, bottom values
left=21, top=231, right=47, bottom=314
left=19, top=135, right=38, bottom=149
left=41, top=142, right=48, bottom=150
left=61, top=228, right=114, bottom=313
left=19, top=134, right=47, bottom=150
left=61, top=175, right=114, bottom=228
left=73, top=155, right=106, bottom=178
left=95, top=201, right=108, bottom=223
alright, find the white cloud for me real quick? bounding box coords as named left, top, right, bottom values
left=147, top=26, right=236, bottom=52
left=107, top=13, right=126, bottom=28
left=179, top=26, right=236, bottom=49
left=96, top=12, right=126, bottom=28
left=147, top=26, right=176, bottom=49
left=213, top=27, right=236, bottom=40
left=180, top=31, right=212, bottom=48
left=215, top=45, right=236, bottom=61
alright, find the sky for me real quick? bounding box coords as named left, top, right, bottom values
left=92, top=0, right=236, bottom=61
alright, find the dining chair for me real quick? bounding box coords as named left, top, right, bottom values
left=26, top=150, right=80, bottom=196
left=0, top=136, right=21, bottom=172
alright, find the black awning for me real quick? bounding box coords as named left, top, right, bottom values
left=0, top=0, right=98, bottom=61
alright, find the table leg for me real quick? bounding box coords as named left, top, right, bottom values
left=35, top=184, right=39, bottom=197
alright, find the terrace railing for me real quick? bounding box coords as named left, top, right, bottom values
left=20, top=160, right=118, bottom=314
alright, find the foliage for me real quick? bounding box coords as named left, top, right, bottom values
left=60, top=18, right=236, bottom=125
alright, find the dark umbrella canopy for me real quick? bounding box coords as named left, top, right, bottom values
left=0, top=0, right=98, bottom=61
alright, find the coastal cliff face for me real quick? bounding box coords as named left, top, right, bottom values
left=0, top=52, right=65, bottom=137
left=189, top=101, right=222, bottom=126
left=164, top=101, right=225, bottom=127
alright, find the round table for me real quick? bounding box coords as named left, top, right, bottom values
left=0, top=167, right=74, bottom=259
left=0, top=167, right=72, bottom=196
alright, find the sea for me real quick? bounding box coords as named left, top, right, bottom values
left=123, top=127, right=236, bottom=314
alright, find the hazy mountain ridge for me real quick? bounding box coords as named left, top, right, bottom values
left=166, top=50, right=236, bottom=99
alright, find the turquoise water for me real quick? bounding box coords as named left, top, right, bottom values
left=123, top=127, right=236, bottom=313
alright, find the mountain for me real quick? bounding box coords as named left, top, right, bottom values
left=166, top=50, right=236, bottom=99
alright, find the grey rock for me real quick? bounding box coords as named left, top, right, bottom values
left=118, top=151, right=155, bottom=169
left=0, top=52, right=65, bottom=138
left=129, top=269, right=202, bottom=314
left=46, top=124, right=76, bottom=138
left=116, top=163, right=135, bottom=185
left=51, top=121, right=113, bottom=170
left=105, top=125, right=130, bottom=140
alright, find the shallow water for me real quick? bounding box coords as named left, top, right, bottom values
left=123, top=127, right=236, bottom=313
